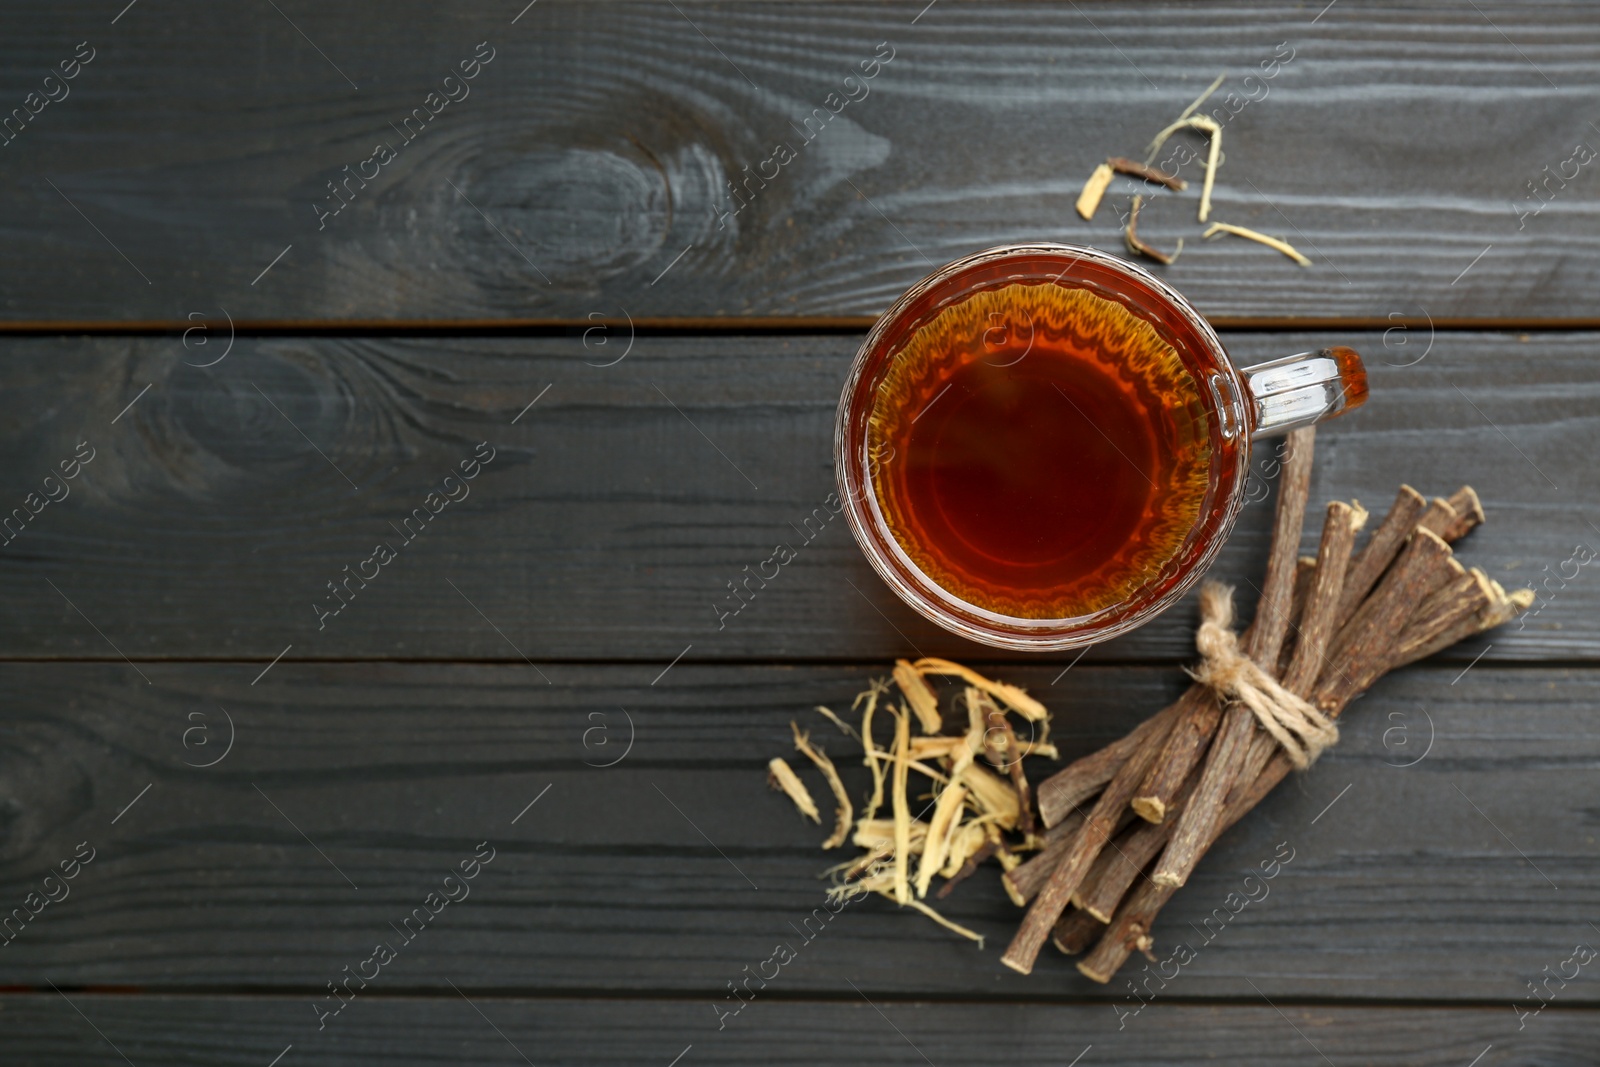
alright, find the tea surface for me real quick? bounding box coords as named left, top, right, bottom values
left=867, top=282, right=1212, bottom=620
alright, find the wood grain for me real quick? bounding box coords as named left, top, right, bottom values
left=0, top=330, right=1592, bottom=663
left=0, top=661, right=1594, bottom=1002
left=3, top=994, right=1597, bottom=1066
left=0, top=2, right=1596, bottom=325
left=4, top=1, right=1593, bottom=1052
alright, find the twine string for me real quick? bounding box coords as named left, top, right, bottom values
left=1188, top=581, right=1339, bottom=770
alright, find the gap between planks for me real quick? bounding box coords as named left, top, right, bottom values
left=0, top=317, right=1598, bottom=335
left=7, top=986, right=1590, bottom=1013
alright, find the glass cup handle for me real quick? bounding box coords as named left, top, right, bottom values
left=1239, top=345, right=1369, bottom=439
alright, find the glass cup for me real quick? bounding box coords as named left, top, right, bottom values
left=835, top=243, right=1368, bottom=651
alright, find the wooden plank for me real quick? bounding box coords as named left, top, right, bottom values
left=0, top=662, right=1595, bottom=1002
left=2, top=994, right=1594, bottom=1066
left=1, top=2, right=1596, bottom=325
left=0, top=330, right=1592, bottom=663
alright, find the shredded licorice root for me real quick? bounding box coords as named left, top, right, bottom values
left=1125, top=195, right=1182, bottom=266
left=912, top=658, right=1049, bottom=722
left=765, top=658, right=1057, bottom=945
left=814, top=705, right=860, bottom=741
left=1076, top=162, right=1114, bottom=221
left=890, top=704, right=912, bottom=904
left=767, top=757, right=820, bottom=823
left=894, top=659, right=943, bottom=733
left=1142, top=114, right=1221, bottom=222
left=1078, top=156, right=1186, bottom=222
left=791, top=722, right=853, bottom=849
left=1169, top=72, right=1226, bottom=129
left=906, top=899, right=985, bottom=946
left=915, top=782, right=968, bottom=897
left=1107, top=156, right=1187, bottom=191
left=1079, top=72, right=1323, bottom=268
left=1202, top=221, right=1312, bottom=266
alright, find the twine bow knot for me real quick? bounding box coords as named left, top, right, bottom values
left=1189, top=581, right=1339, bottom=769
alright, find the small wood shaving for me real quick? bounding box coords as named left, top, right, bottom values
left=838, top=847, right=896, bottom=886
left=822, top=853, right=869, bottom=880
left=1145, top=71, right=1224, bottom=161
left=1202, top=221, right=1312, bottom=266
left=767, top=757, right=820, bottom=823
left=1173, top=71, right=1227, bottom=128
left=791, top=722, right=853, bottom=850
left=1143, top=114, right=1204, bottom=165
left=1125, top=195, right=1183, bottom=266
left=994, top=846, right=1023, bottom=878
left=938, top=838, right=996, bottom=896
left=939, top=821, right=988, bottom=879
left=864, top=734, right=950, bottom=784
left=983, top=703, right=1035, bottom=835
left=1190, top=115, right=1222, bottom=222
left=1144, top=114, right=1221, bottom=222
left=1030, top=713, right=1051, bottom=751
left=964, top=686, right=987, bottom=734
left=987, top=825, right=1029, bottom=907
left=915, top=735, right=1049, bottom=767
left=915, top=783, right=969, bottom=898
left=890, top=705, right=912, bottom=905
left=904, top=757, right=951, bottom=784
left=852, top=819, right=927, bottom=853
left=853, top=677, right=891, bottom=713
left=833, top=868, right=895, bottom=902
left=815, top=705, right=860, bottom=741
left=1107, top=156, right=1187, bottom=191
left=1076, top=162, right=1114, bottom=221
left=904, top=898, right=984, bottom=947
left=962, top=762, right=1021, bottom=829
left=909, top=736, right=962, bottom=760
left=893, top=659, right=943, bottom=733
left=911, top=658, right=1049, bottom=721
left=857, top=679, right=889, bottom=821
left=946, top=687, right=986, bottom=782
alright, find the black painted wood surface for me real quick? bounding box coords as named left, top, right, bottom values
left=0, top=663, right=1594, bottom=1004
left=5, top=996, right=1597, bottom=1067
left=0, top=2, right=1596, bottom=325
left=2, top=330, right=1595, bottom=664
left=3, top=2, right=1597, bottom=1064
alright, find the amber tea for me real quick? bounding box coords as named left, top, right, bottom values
left=866, top=282, right=1213, bottom=621
left=838, top=243, right=1366, bottom=650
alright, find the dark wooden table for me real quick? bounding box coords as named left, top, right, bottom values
left=2, top=2, right=1597, bottom=1063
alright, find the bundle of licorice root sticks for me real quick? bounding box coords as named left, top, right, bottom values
left=1000, top=426, right=1535, bottom=979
